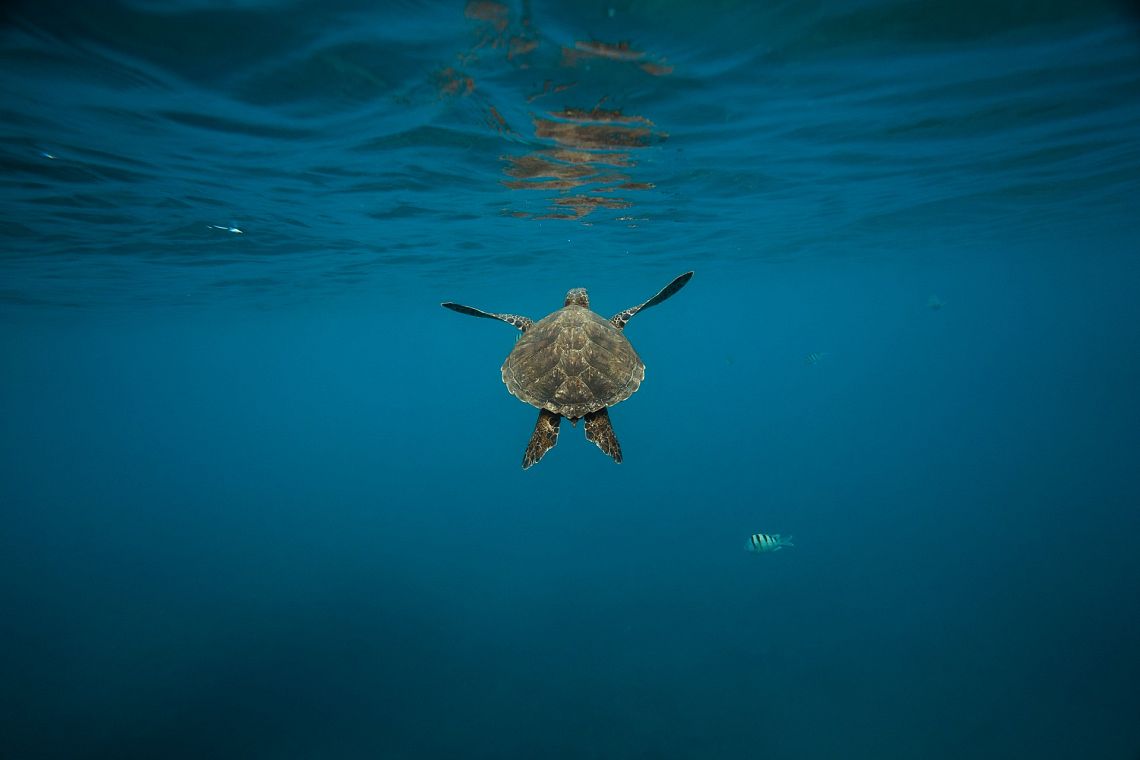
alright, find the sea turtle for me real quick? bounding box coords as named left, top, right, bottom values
left=442, top=271, right=693, bottom=469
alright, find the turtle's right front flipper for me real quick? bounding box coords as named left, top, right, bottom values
left=523, top=408, right=561, bottom=469
left=441, top=302, right=533, bottom=332
left=609, top=271, right=693, bottom=331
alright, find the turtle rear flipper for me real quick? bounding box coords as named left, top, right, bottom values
left=610, top=271, right=693, bottom=330
left=441, top=302, right=534, bottom=332
left=584, top=408, right=622, bottom=464
left=523, top=409, right=561, bottom=469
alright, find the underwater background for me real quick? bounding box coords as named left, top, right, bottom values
left=2, top=1, right=1139, bottom=757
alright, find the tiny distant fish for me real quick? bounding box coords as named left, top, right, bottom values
left=804, top=351, right=827, bottom=365
left=927, top=295, right=945, bottom=310
left=209, top=225, right=243, bottom=234
left=747, top=533, right=793, bottom=553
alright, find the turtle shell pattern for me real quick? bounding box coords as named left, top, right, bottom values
left=501, top=305, right=645, bottom=418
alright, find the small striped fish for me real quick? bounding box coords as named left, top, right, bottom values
left=747, top=533, right=794, bottom=553
left=804, top=352, right=826, bottom=365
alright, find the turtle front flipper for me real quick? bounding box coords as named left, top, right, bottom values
left=584, top=408, right=622, bottom=464
left=523, top=408, right=561, bottom=469
left=609, top=271, right=693, bottom=330
left=441, top=302, right=534, bottom=332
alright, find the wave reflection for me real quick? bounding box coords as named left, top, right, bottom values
left=457, top=1, right=669, bottom=222
left=502, top=105, right=663, bottom=219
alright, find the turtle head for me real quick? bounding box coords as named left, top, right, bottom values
left=564, top=288, right=589, bottom=308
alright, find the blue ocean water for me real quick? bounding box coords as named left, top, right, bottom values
left=2, top=0, right=1140, bottom=757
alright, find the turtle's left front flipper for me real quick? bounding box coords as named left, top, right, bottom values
left=610, top=271, right=693, bottom=330
left=442, top=302, right=533, bottom=332
left=584, top=408, right=623, bottom=464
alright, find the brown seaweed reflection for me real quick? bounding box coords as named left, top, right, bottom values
left=447, top=4, right=670, bottom=221
left=434, top=66, right=475, bottom=97
left=464, top=1, right=508, bottom=32
left=504, top=104, right=663, bottom=220
left=463, top=1, right=538, bottom=62
left=563, top=40, right=674, bottom=77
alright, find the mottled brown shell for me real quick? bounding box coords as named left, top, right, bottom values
left=501, top=305, right=644, bottom=418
